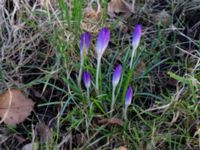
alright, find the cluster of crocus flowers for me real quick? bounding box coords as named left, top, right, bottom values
left=78, top=24, right=142, bottom=120
left=78, top=32, right=91, bottom=86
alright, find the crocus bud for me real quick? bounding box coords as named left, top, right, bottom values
left=112, top=64, right=122, bottom=87
left=80, top=32, right=91, bottom=56
left=132, top=24, right=142, bottom=50
left=96, top=28, right=110, bottom=59
left=125, top=86, right=133, bottom=107
left=130, top=24, right=142, bottom=68
left=83, top=71, right=91, bottom=89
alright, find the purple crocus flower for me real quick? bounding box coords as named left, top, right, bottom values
left=96, top=28, right=110, bottom=58
left=83, top=71, right=91, bottom=89
left=80, top=32, right=91, bottom=55
left=130, top=24, right=142, bottom=68
left=132, top=24, right=142, bottom=49
left=112, top=64, right=122, bottom=87
left=125, top=86, right=133, bottom=106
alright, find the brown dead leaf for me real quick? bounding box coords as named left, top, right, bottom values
left=108, top=0, right=133, bottom=18
left=22, top=143, right=38, bottom=150
left=134, top=61, right=146, bottom=77
left=97, top=117, right=124, bottom=126
left=166, top=78, right=178, bottom=87
left=115, top=146, right=128, bottom=150
left=75, top=133, right=87, bottom=145
left=0, top=89, right=34, bottom=126
left=82, top=0, right=102, bottom=33
left=38, top=0, right=57, bottom=8
left=36, top=122, right=52, bottom=143
left=14, top=135, right=26, bottom=144
left=153, top=10, right=171, bottom=26
left=84, top=6, right=102, bottom=22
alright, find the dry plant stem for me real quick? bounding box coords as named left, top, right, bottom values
left=141, top=86, right=186, bottom=114
left=31, top=124, right=36, bottom=145
left=123, top=105, right=128, bottom=121
left=57, top=133, right=72, bottom=149
left=78, top=56, right=84, bottom=87
left=86, top=117, right=90, bottom=138
left=110, top=86, right=116, bottom=117
left=96, top=57, right=101, bottom=94
left=132, top=0, right=136, bottom=12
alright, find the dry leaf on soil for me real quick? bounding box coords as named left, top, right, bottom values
left=108, top=0, right=133, bottom=18
left=36, top=122, right=52, bottom=143
left=39, top=0, right=57, bottom=7
left=97, top=117, right=124, bottom=126
left=82, top=0, right=102, bottom=33
left=22, top=143, right=38, bottom=150
left=75, top=133, right=87, bottom=145
left=153, top=10, right=171, bottom=26
left=84, top=5, right=102, bottom=21
left=14, top=135, right=26, bottom=144
left=115, top=146, right=128, bottom=150
left=134, top=61, right=146, bottom=77
left=0, top=89, right=34, bottom=126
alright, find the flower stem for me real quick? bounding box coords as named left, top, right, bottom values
left=87, top=87, right=90, bottom=102
left=129, top=45, right=137, bottom=69
left=78, top=56, right=84, bottom=87
left=110, top=86, right=116, bottom=117
left=123, top=105, right=128, bottom=121
left=96, top=57, right=101, bottom=94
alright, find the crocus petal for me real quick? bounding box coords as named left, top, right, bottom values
left=83, top=71, right=91, bottom=88
left=112, top=64, right=122, bottom=87
left=125, top=86, right=133, bottom=106
left=132, top=24, right=142, bottom=49
left=96, top=27, right=110, bottom=58
left=80, top=32, right=91, bottom=55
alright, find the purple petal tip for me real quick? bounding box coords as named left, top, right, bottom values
left=132, top=24, right=142, bottom=46
left=125, top=86, right=133, bottom=106
left=83, top=71, right=91, bottom=88
left=112, top=64, right=122, bottom=87
left=80, top=32, right=91, bottom=55
left=96, top=27, right=110, bottom=57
